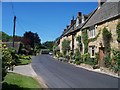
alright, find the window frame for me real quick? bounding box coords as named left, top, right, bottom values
left=89, top=26, right=95, bottom=38
left=89, top=45, right=96, bottom=58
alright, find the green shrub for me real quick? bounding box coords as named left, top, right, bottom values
left=62, top=39, right=70, bottom=56
left=64, top=55, right=70, bottom=61
left=84, top=58, right=95, bottom=65
left=116, top=22, right=120, bottom=42
left=75, top=60, right=81, bottom=65
left=2, top=46, right=13, bottom=80
left=94, top=53, right=99, bottom=65
left=111, top=49, right=120, bottom=72
left=82, top=53, right=90, bottom=62
left=82, top=29, right=88, bottom=53
left=82, top=53, right=97, bottom=65
left=102, top=27, right=112, bottom=54
left=104, top=54, right=111, bottom=68
left=74, top=49, right=82, bottom=62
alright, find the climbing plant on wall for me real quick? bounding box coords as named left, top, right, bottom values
left=76, top=35, right=82, bottom=51
left=62, top=39, right=70, bottom=56
left=116, top=22, right=120, bottom=43
left=88, top=30, right=101, bottom=42
left=82, top=29, right=88, bottom=53
left=102, top=27, right=112, bottom=55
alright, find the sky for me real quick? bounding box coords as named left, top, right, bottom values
left=2, top=2, right=98, bottom=43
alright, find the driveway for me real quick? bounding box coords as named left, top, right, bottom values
left=32, top=54, right=119, bottom=88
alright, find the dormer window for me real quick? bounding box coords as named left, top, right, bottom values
left=89, top=26, right=95, bottom=38
left=82, top=15, right=85, bottom=23
left=76, top=18, right=79, bottom=27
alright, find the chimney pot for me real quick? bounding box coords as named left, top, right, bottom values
left=66, top=25, right=69, bottom=29
left=64, top=29, right=66, bottom=31
left=77, top=12, right=82, bottom=17
left=70, top=20, right=74, bottom=26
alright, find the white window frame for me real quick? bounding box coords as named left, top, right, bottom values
left=76, top=18, right=79, bottom=27
left=89, top=26, right=95, bottom=38
left=82, top=15, right=84, bottom=24
left=89, top=46, right=96, bottom=58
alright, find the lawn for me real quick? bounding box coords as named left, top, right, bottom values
left=2, top=72, right=42, bottom=90
left=20, top=59, right=31, bottom=65
left=16, top=55, right=32, bottom=65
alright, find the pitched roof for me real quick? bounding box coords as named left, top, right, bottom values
left=1, top=42, right=21, bottom=52
left=64, top=20, right=76, bottom=36
left=83, top=0, right=120, bottom=28
left=64, top=9, right=97, bottom=35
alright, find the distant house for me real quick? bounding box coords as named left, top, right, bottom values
left=1, top=42, right=21, bottom=53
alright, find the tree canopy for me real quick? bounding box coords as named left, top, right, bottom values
left=42, top=41, right=54, bottom=51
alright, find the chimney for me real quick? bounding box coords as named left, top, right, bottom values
left=66, top=25, right=69, bottom=29
left=70, top=20, right=74, bottom=26
left=98, top=0, right=106, bottom=8
left=77, top=12, right=82, bottom=24
left=64, top=29, right=66, bottom=31
left=77, top=12, right=82, bottom=18
left=70, top=16, right=74, bottom=26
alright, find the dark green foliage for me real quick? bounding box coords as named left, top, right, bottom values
left=1, top=31, right=12, bottom=42
left=42, top=41, right=54, bottom=51
left=104, top=54, right=111, bottom=68
left=116, top=22, right=120, bottom=42
left=76, top=35, right=82, bottom=45
left=62, top=39, right=70, bottom=56
left=76, top=35, right=82, bottom=51
left=82, top=53, right=90, bottom=63
left=82, top=53, right=97, bottom=65
left=102, top=27, right=112, bottom=54
left=2, top=46, right=13, bottom=80
left=84, top=58, right=95, bottom=65
left=74, top=49, right=82, bottom=64
left=22, top=31, right=41, bottom=55
left=75, top=61, right=81, bottom=65
left=88, top=30, right=101, bottom=42
left=94, top=53, right=99, bottom=65
left=111, top=49, right=120, bottom=72
left=82, top=29, right=88, bottom=53
left=1, top=31, right=22, bottom=42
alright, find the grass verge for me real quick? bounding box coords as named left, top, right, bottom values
left=2, top=72, right=41, bottom=90
left=19, top=59, right=31, bottom=65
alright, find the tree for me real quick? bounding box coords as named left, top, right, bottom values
left=1, top=31, right=22, bottom=42
left=1, top=31, right=12, bottom=42
left=42, top=41, right=54, bottom=51
left=22, top=31, right=41, bottom=54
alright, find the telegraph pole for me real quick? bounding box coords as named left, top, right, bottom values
left=13, top=16, right=16, bottom=47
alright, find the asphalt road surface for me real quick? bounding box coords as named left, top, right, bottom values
left=32, top=54, right=118, bottom=88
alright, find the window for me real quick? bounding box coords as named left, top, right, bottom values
left=82, top=15, right=84, bottom=23
left=89, top=46, right=96, bottom=57
left=89, top=26, right=95, bottom=38
left=76, top=18, right=79, bottom=27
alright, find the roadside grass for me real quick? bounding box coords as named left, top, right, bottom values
left=16, top=55, right=32, bottom=65
left=2, top=72, right=42, bottom=90
left=19, top=59, right=31, bottom=65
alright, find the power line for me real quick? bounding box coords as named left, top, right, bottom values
left=11, top=0, right=15, bottom=16
left=17, top=18, right=26, bottom=32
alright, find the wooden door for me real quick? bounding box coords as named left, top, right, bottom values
left=99, top=47, right=105, bottom=67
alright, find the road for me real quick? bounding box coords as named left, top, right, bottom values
left=32, top=54, right=118, bottom=88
